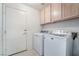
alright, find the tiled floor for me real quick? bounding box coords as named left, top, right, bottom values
left=13, top=49, right=39, bottom=56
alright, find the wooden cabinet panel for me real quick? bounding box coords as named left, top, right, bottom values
left=71, top=3, right=79, bottom=17
left=61, top=3, right=72, bottom=19
left=40, top=3, right=79, bottom=25
left=51, top=3, right=61, bottom=22
left=61, top=3, right=79, bottom=19
left=40, top=8, right=45, bottom=24
left=44, top=4, right=51, bottom=23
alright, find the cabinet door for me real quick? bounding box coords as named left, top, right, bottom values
left=51, top=3, right=61, bottom=22
left=40, top=8, right=45, bottom=24
left=71, top=3, right=79, bottom=17
left=44, top=4, right=51, bottom=23
left=62, top=3, right=72, bottom=19
left=61, top=3, right=79, bottom=19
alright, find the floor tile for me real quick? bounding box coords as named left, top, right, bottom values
left=13, top=49, right=39, bottom=56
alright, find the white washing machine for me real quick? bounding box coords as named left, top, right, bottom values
left=33, top=33, right=44, bottom=56
left=44, top=32, right=73, bottom=56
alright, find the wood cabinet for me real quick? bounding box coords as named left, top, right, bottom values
left=61, top=3, right=79, bottom=19
left=71, top=4, right=79, bottom=17
left=61, top=3, right=72, bottom=19
left=40, top=8, right=45, bottom=24
left=40, top=3, right=79, bottom=25
left=44, top=4, right=51, bottom=23
left=51, top=3, right=61, bottom=22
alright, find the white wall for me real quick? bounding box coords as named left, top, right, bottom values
left=5, top=3, right=41, bottom=50
left=42, top=18, right=79, bottom=32
left=24, top=5, right=41, bottom=50
left=0, top=3, right=2, bottom=55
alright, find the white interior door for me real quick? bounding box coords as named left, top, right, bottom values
left=0, top=3, right=2, bottom=56
left=5, top=6, right=27, bottom=55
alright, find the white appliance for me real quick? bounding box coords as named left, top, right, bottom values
left=44, top=32, right=73, bottom=56
left=73, top=33, right=79, bottom=56
left=33, top=33, right=44, bottom=56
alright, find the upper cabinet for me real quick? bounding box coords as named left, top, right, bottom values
left=71, top=4, right=79, bottom=17
left=61, top=3, right=79, bottom=20
left=44, top=4, right=51, bottom=23
left=40, top=3, right=79, bottom=25
left=62, top=3, right=72, bottom=19
left=51, top=3, right=61, bottom=22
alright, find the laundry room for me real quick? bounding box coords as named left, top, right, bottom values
left=0, top=2, right=79, bottom=56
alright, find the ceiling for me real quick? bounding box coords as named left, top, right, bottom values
left=24, top=3, right=49, bottom=10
